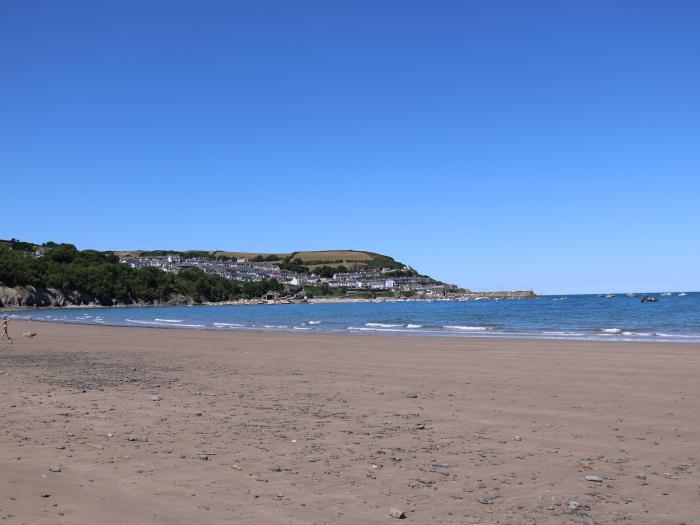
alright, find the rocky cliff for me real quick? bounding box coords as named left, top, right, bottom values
left=0, top=286, right=191, bottom=308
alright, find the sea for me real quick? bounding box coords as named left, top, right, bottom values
left=8, top=292, right=700, bottom=343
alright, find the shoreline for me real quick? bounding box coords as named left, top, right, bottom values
left=1, top=321, right=699, bottom=524
left=0, top=293, right=540, bottom=311
left=6, top=308, right=700, bottom=344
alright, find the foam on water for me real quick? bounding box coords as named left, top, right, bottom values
left=443, top=325, right=493, bottom=331
left=126, top=319, right=205, bottom=328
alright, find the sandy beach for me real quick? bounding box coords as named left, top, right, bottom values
left=1, top=321, right=698, bottom=524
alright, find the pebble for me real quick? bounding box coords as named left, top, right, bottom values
left=638, top=473, right=647, bottom=480
left=389, top=508, right=406, bottom=519
left=196, top=411, right=203, bottom=416
left=49, top=464, right=62, bottom=473
left=585, top=475, right=604, bottom=482
left=405, top=392, right=418, bottom=399
left=478, top=495, right=493, bottom=505
left=568, top=501, right=580, bottom=510
left=513, top=436, right=522, bottom=441
left=149, top=394, right=161, bottom=401
left=199, top=454, right=209, bottom=461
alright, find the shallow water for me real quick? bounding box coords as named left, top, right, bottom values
left=8, top=292, right=700, bottom=343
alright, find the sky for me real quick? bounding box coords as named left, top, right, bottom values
left=2, top=1, right=699, bottom=294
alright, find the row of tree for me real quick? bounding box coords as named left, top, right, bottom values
left=0, top=242, right=284, bottom=305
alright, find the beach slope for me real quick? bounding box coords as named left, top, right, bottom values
left=1, top=321, right=699, bottom=523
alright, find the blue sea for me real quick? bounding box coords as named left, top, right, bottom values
left=8, top=293, right=700, bottom=343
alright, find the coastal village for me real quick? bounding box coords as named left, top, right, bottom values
left=118, top=253, right=455, bottom=297
left=116, top=252, right=537, bottom=301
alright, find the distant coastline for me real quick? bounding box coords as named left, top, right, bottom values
left=0, top=239, right=536, bottom=309
left=0, top=285, right=537, bottom=310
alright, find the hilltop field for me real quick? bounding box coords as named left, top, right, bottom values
left=113, top=249, right=404, bottom=272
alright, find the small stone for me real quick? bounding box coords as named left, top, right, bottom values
left=622, top=496, right=633, bottom=504
left=478, top=495, right=493, bottom=505
left=389, top=508, right=406, bottom=519
left=195, top=411, right=203, bottom=416
left=149, top=394, right=161, bottom=401
left=199, top=454, right=209, bottom=461
left=637, top=473, right=647, bottom=480
left=513, top=436, right=522, bottom=441
left=406, top=392, right=418, bottom=399
left=49, top=464, right=62, bottom=473
left=585, top=475, right=604, bottom=482
left=568, top=501, right=580, bottom=510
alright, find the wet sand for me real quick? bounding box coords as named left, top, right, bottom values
left=1, top=320, right=699, bottom=524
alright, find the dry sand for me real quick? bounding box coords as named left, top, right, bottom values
left=1, top=320, right=699, bottom=524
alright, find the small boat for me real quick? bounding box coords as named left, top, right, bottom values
left=640, top=296, right=658, bottom=303
left=678, top=292, right=688, bottom=297
left=604, top=294, right=615, bottom=298
left=661, top=292, right=672, bottom=297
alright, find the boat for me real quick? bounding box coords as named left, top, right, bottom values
left=661, top=292, right=672, bottom=297
left=679, top=292, right=688, bottom=297
left=640, top=296, right=658, bottom=303
left=604, top=294, right=615, bottom=298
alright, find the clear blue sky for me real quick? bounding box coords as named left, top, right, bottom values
left=2, top=1, right=699, bottom=294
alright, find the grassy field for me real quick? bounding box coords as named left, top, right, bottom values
left=110, top=249, right=403, bottom=270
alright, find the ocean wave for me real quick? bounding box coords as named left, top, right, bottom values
left=366, top=322, right=404, bottom=328
left=264, top=324, right=289, bottom=329
left=600, top=328, right=622, bottom=334
left=655, top=332, right=700, bottom=339
left=349, top=326, right=411, bottom=332
left=307, top=320, right=322, bottom=325
left=443, top=325, right=493, bottom=331
left=293, top=326, right=310, bottom=330
left=154, top=318, right=184, bottom=323
left=125, top=319, right=204, bottom=328
left=406, top=324, right=423, bottom=329
left=213, top=322, right=245, bottom=327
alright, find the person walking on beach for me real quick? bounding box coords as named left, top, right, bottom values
left=1, top=315, right=11, bottom=342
